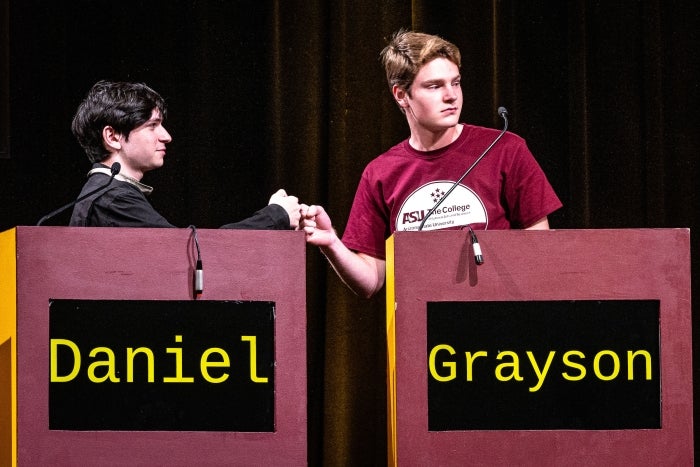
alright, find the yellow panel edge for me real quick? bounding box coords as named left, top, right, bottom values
left=385, top=234, right=397, bottom=467
left=0, top=227, right=17, bottom=467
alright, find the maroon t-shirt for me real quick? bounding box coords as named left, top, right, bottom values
left=342, top=124, right=562, bottom=259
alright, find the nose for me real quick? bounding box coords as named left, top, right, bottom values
left=444, top=86, right=457, bottom=102
left=159, top=126, right=172, bottom=143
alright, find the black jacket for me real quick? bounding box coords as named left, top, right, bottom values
left=69, top=163, right=291, bottom=230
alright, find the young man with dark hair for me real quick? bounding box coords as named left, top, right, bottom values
left=70, top=80, right=302, bottom=229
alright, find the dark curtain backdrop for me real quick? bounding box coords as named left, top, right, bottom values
left=2, top=1, right=698, bottom=465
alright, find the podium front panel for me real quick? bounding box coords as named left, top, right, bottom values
left=4, top=226, right=307, bottom=466
left=386, top=229, right=692, bottom=466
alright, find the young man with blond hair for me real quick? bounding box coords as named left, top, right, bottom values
left=301, top=31, right=561, bottom=297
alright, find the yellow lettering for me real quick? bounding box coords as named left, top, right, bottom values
left=527, top=351, right=555, bottom=392
left=50, top=338, right=81, bottom=382
left=126, top=347, right=155, bottom=382
left=428, top=345, right=456, bottom=382
left=627, top=350, right=652, bottom=380
left=465, top=350, right=487, bottom=382
left=163, top=335, right=194, bottom=383
left=495, top=351, right=524, bottom=382
left=87, top=347, right=120, bottom=383
left=242, top=336, right=268, bottom=383
left=562, top=350, right=586, bottom=381
left=200, top=348, right=230, bottom=383
left=594, top=350, right=620, bottom=381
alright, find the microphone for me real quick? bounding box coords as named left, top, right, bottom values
left=36, top=162, right=121, bottom=226
left=418, top=107, right=509, bottom=231
left=189, top=225, right=204, bottom=299
left=468, top=225, right=484, bottom=265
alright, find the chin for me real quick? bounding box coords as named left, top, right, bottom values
left=434, top=121, right=459, bottom=131
left=434, top=114, right=459, bottom=126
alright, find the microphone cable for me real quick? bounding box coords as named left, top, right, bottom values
left=37, top=162, right=122, bottom=226
left=418, top=107, right=509, bottom=231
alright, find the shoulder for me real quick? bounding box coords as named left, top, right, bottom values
left=462, top=123, right=526, bottom=146
left=91, top=181, right=149, bottom=210
left=362, top=138, right=415, bottom=175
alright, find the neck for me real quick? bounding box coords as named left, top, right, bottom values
left=407, top=123, right=462, bottom=151
left=88, top=166, right=154, bottom=194
left=101, top=157, right=143, bottom=181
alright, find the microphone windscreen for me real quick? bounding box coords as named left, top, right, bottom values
left=111, top=162, right=121, bottom=175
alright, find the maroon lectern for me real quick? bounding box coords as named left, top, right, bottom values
left=386, top=229, right=693, bottom=466
left=1, top=226, right=307, bottom=466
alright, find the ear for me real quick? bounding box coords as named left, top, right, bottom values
left=102, top=126, right=122, bottom=152
left=392, top=85, right=409, bottom=108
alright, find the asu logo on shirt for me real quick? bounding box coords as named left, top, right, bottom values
left=395, top=181, right=488, bottom=231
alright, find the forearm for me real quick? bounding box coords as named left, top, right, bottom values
left=220, top=204, right=291, bottom=230
left=525, top=216, right=550, bottom=230
left=320, top=236, right=385, bottom=298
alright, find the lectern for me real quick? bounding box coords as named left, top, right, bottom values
left=386, top=229, right=693, bottom=466
left=1, top=226, right=307, bottom=466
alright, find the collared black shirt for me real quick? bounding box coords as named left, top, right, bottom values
left=69, top=163, right=291, bottom=230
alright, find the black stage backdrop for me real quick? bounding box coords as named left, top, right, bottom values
left=1, top=1, right=698, bottom=465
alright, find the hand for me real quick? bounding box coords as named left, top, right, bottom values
left=268, top=189, right=302, bottom=229
left=299, top=204, right=337, bottom=247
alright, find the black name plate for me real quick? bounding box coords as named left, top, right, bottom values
left=427, top=300, right=660, bottom=430
left=49, top=299, right=275, bottom=432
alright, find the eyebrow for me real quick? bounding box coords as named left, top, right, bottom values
left=148, top=109, right=163, bottom=122
left=421, top=74, right=461, bottom=84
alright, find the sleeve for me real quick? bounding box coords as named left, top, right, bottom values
left=504, top=139, right=562, bottom=228
left=341, top=168, right=390, bottom=260
left=219, top=204, right=291, bottom=230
